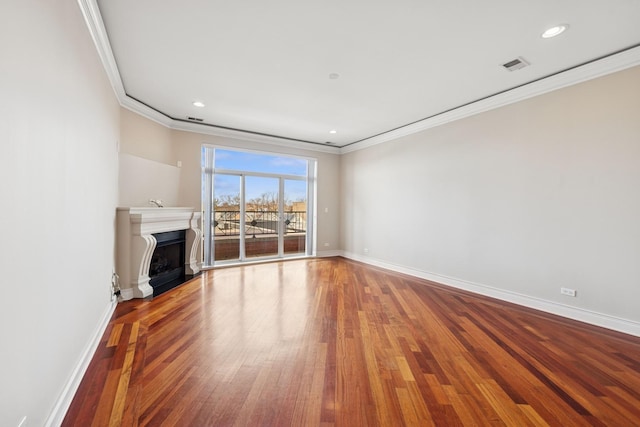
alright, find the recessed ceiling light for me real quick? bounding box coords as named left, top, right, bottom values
left=192, top=101, right=205, bottom=107
left=329, top=130, right=337, bottom=134
left=542, top=24, right=568, bottom=39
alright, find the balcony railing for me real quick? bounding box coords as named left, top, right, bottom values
left=213, top=210, right=306, bottom=237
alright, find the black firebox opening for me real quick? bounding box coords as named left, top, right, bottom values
left=149, top=230, right=186, bottom=296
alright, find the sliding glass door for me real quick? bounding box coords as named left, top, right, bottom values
left=283, top=179, right=307, bottom=255
left=203, top=147, right=315, bottom=266
left=211, top=173, right=241, bottom=262
left=244, top=176, right=280, bottom=259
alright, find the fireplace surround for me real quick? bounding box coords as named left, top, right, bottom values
left=116, top=207, right=201, bottom=300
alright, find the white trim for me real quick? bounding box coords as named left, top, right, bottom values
left=45, top=300, right=117, bottom=426
left=78, top=0, right=640, bottom=156
left=118, top=288, right=134, bottom=301
left=172, top=120, right=340, bottom=154
left=341, top=46, right=640, bottom=154
left=316, top=249, right=342, bottom=258
left=77, top=0, right=339, bottom=154
left=205, top=254, right=312, bottom=269
left=121, top=101, right=173, bottom=128
left=341, top=251, right=640, bottom=338
left=116, top=208, right=202, bottom=300
left=76, top=0, right=125, bottom=100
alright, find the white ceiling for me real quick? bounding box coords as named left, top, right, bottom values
left=94, top=0, right=640, bottom=148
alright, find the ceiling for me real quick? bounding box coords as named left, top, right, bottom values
left=94, top=0, right=640, bottom=149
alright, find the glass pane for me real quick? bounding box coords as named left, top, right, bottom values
left=284, top=179, right=306, bottom=255
left=215, top=148, right=307, bottom=176
left=244, top=176, right=279, bottom=258
left=203, top=146, right=314, bottom=266
left=213, top=174, right=240, bottom=261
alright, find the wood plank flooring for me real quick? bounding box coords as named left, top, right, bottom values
left=63, top=257, right=640, bottom=426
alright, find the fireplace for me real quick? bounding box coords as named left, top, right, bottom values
left=116, top=207, right=201, bottom=300
left=149, top=230, right=186, bottom=296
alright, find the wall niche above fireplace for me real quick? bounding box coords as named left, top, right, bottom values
left=116, top=207, right=201, bottom=300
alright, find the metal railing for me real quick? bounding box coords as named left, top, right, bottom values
left=213, top=210, right=306, bottom=236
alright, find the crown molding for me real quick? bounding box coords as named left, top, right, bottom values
left=340, top=46, right=640, bottom=154
left=120, top=98, right=174, bottom=127
left=79, top=0, right=639, bottom=157
left=77, top=0, right=125, bottom=100
left=120, top=97, right=340, bottom=154
left=77, top=0, right=340, bottom=155
left=119, top=94, right=340, bottom=154
left=170, top=120, right=341, bottom=154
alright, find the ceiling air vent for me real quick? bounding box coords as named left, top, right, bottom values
left=187, top=116, right=204, bottom=122
left=502, top=57, right=529, bottom=72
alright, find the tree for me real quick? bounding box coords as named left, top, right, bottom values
left=214, top=194, right=240, bottom=210
left=247, top=192, right=278, bottom=211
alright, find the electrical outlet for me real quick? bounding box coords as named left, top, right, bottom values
left=364, top=248, right=369, bottom=254
left=323, top=243, right=330, bottom=247
left=561, top=287, right=577, bottom=297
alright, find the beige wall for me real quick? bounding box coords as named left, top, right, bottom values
left=118, top=108, right=182, bottom=207
left=120, top=107, right=173, bottom=164
left=0, top=1, right=120, bottom=425
left=117, top=117, right=342, bottom=254
left=118, top=153, right=181, bottom=207
left=341, top=65, right=640, bottom=328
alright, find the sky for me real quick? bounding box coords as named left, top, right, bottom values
left=212, top=149, right=308, bottom=204
left=214, top=149, right=307, bottom=176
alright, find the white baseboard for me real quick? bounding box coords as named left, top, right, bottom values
left=341, top=251, right=640, bottom=338
left=119, top=287, right=134, bottom=301
left=316, top=249, right=342, bottom=258
left=45, top=300, right=117, bottom=426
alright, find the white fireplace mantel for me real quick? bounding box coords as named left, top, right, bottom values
left=116, top=207, right=202, bottom=300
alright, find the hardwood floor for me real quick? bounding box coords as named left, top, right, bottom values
left=63, top=257, right=640, bottom=426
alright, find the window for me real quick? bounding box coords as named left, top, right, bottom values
left=202, top=146, right=316, bottom=266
